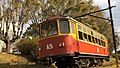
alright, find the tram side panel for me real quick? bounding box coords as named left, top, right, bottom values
left=78, top=40, right=109, bottom=57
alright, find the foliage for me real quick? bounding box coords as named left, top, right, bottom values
left=22, top=23, right=40, bottom=37
left=17, top=37, right=39, bottom=55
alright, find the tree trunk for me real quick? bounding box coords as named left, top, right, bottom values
left=5, top=40, right=8, bottom=53
left=4, top=40, right=11, bottom=53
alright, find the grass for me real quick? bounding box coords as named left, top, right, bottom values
left=98, top=57, right=120, bottom=68
left=0, top=53, right=49, bottom=68
left=0, top=53, right=120, bottom=68
left=0, top=53, right=29, bottom=64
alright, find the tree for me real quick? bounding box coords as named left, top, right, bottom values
left=22, top=23, right=40, bottom=37
left=0, top=0, right=34, bottom=53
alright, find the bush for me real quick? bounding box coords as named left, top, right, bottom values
left=112, top=53, right=120, bottom=60
left=17, top=37, right=39, bottom=55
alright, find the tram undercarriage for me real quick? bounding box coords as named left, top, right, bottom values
left=40, top=54, right=109, bottom=68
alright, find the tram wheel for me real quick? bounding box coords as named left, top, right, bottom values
left=71, top=63, right=82, bottom=68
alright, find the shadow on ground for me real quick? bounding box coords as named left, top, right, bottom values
left=0, top=54, right=51, bottom=68
left=0, top=63, right=49, bottom=68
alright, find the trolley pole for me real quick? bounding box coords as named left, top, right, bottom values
left=108, top=0, right=119, bottom=67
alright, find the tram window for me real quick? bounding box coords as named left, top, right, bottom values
left=78, top=25, right=82, bottom=30
left=95, top=38, right=98, bottom=44
left=101, top=37, right=105, bottom=40
left=101, top=36, right=103, bottom=39
left=71, top=23, right=75, bottom=34
left=41, top=21, right=58, bottom=37
left=98, top=39, right=101, bottom=45
left=48, top=23, right=58, bottom=36
left=91, top=31, right=93, bottom=36
left=88, top=35, right=92, bottom=42
left=103, top=37, right=105, bottom=40
left=78, top=31, right=83, bottom=40
left=101, top=41, right=105, bottom=47
left=59, top=20, right=70, bottom=34
left=84, top=33, right=87, bottom=41
left=98, top=35, right=100, bottom=39
left=93, top=33, right=96, bottom=37
left=83, top=27, right=86, bottom=32
left=92, top=36, right=95, bottom=43
left=101, top=41, right=104, bottom=46
left=88, top=30, right=91, bottom=35
left=103, top=42, right=106, bottom=47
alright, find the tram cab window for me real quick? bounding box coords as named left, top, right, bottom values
left=59, top=20, right=70, bottom=34
left=41, top=21, right=58, bottom=38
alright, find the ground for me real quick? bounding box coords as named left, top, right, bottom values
left=0, top=53, right=120, bottom=68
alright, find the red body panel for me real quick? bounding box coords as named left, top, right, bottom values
left=78, top=41, right=109, bottom=56
left=38, top=35, right=109, bottom=58
left=38, top=35, right=78, bottom=58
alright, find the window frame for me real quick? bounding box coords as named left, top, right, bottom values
left=41, top=21, right=58, bottom=38
left=59, top=20, right=70, bottom=34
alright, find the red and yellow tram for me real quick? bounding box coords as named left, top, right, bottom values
left=38, top=16, right=109, bottom=67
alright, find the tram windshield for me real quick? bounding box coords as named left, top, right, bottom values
left=41, top=19, right=70, bottom=38
left=41, top=21, right=58, bottom=38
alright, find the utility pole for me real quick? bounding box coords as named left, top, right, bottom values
left=108, top=0, right=119, bottom=67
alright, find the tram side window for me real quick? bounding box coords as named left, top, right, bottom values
left=98, top=39, right=101, bottom=45
left=101, top=41, right=106, bottom=47
left=103, top=42, right=106, bottom=47
left=101, top=41, right=103, bottom=46
left=88, top=35, right=92, bottom=42
left=78, top=31, right=83, bottom=40
left=84, top=33, right=87, bottom=41
left=83, top=27, right=86, bottom=32
left=78, top=25, right=82, bottom=30
left=95, top=38, right=98, bottom=44
left=92, top=36, right=95, bottom=43
left=91, top=31, right=93, bottom=36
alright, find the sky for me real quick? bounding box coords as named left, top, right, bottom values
left=93, top=0, right=120, bottom=35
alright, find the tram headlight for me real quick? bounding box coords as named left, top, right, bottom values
left=39, top=47, right=42, bottom=51
left=59, top=42, right=64, bottom=47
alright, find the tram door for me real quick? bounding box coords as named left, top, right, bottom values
left=70, top=21, right=77, bottom=39
left=70, top=20, right=79, bottom=52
